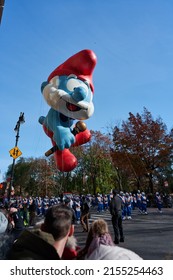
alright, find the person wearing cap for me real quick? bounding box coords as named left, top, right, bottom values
left=62, top=235, right=80, bottom=260
left=141, top=192, right=148, bottom=214
left=124, top=192, right=132, bottom=219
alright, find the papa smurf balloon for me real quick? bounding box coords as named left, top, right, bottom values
left=39, top=49, right=97, bottom=172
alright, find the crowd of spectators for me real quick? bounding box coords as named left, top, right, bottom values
left=0, top=189, right=172, bottom=260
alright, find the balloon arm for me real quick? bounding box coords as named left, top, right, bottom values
left=45, top=121, right=87, bottom=157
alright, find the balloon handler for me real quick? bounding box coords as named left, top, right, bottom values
left=39, top=49, right=97, bottom=172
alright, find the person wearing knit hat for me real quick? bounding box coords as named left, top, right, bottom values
left=39, top=49, right=97, bottom=172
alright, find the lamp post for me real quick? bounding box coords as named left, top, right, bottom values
left=8, top=112, right=25, bottom=201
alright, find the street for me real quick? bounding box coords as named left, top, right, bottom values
left=74, top=207, right=173, bottom=260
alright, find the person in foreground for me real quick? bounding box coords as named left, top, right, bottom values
left=7, top=204, right=74, bottom=260
left=77, top=219, right=142, bottom=260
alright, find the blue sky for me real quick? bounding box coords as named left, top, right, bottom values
left=1, top=0, right=173, bottom=181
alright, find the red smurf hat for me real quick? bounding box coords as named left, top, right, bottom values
left=48, top=49, right=97, bottom=93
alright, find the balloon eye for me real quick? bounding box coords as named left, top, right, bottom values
left=67, top=78, right=88, bottom=92
left=67, top=78, right=81, bottom=91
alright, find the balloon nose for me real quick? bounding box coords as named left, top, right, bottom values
left=72, top=86, right=87, bottom=102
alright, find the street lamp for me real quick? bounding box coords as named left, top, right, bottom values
left=8, top=112, right=25, bottom=201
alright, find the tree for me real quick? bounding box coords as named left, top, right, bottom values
left=111, top=107, right=173, bottom=193
left=6, top=157, right=60, bottom=197
left=71, top=130, right=117, bottom=194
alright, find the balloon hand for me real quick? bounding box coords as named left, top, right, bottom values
left=45, top=121, right=87, bottom=157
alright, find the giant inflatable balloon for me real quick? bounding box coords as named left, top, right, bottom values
left=39, top=49, right=97, bottom=172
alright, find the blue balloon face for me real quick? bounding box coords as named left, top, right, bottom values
left=42, top=74, right=94, bottom=120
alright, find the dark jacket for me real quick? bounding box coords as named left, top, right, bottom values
left=81, top=200, right=90, bottom=215
left=10, top=210, right=25, bottom=241
left=7, top=229, right=60, bottom=260
left=109, top=195, right=122, bottom=216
